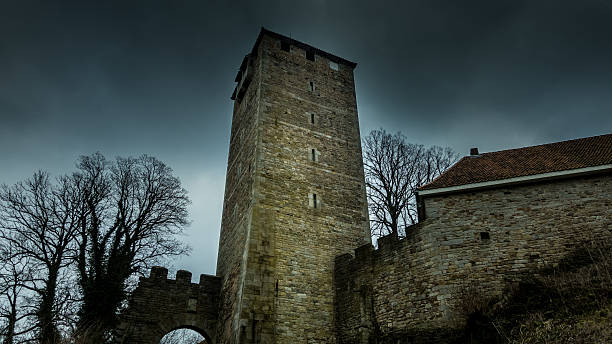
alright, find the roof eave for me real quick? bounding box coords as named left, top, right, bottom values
left=417, top=164, right=612, bottom=197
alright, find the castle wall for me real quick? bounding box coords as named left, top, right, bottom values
left=335, top=174, right=612, bottom=343
left=117, top=267, right=221, bottom=343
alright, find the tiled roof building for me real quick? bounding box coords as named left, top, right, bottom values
left=419, top=133, right=612, bottom=193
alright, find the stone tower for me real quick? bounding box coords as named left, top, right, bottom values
left=216, top=28, right=370, bottom=344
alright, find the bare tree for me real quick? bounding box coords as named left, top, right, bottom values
left=0, top=244, right=36, bottom=344
left=0, top=172, right=81, bottom=343
left=72, top=154, right=190, bottom=342
left=363, top=129, right=458, bottom=239
left=0, top=153, right=191, bottom=343
left=401, top=145, right=458, bottom=226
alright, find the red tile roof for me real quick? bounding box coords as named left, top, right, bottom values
left=419, top=133, right=612, bottom=191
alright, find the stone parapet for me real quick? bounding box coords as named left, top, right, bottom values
left=116, top=267, right=221, bottom=343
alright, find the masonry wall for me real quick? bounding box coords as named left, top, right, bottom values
left=256, top=35, right=370, bottom=343
left=215, top=43, right=263, bottom=343
left=335, top=174, right=612, bottom=343
left=217, top=32, right=371, bottom=344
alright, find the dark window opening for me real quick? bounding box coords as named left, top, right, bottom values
left=275, top=279, right=279, bottom=297
left=310, top=113, right=315, bottom=124
left=309, top=81, right=315, bottom=92
left=313, top=193, right=317, bottom=208
left=306, top=50, right=315, bottom=61
left=281, top=41, right=290, bottom=52
left=480, top=232, right=490, bottom=240
left=311, top=149, right=316, bottom=162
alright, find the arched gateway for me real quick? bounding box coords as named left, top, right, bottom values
left=116, top=267, right=221, bottom=343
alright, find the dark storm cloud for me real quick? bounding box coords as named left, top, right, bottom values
left=1, top=0, right=611, bottom=275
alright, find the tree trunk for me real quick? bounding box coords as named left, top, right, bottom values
left=38, top=270, right=61, bottom=344
left=2, top=296, right=16, bottom=344
left=76, top=261, right=130, bottom=343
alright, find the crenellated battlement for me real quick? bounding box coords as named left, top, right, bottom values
left=335, top=222, right=427, bottom=271
left=145, top=266, right=221, bottom=288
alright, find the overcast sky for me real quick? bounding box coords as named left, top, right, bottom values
left=1, top=0, right=611, bottom=277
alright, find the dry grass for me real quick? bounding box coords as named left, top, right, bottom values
left=453, top=240, right=612, bottom=344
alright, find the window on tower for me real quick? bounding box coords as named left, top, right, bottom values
left=309, top=81, right=315, bottom=92
left=309, top=193, right=319, bottom=209
left=310, top=148, right=319, bottom=162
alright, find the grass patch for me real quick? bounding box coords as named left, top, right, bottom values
left=457, top=241, right=612, bottom=344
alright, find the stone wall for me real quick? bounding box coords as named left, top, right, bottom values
left=335, top=174, right=612, bottom=343
left=215, top=38, right=263, bottom=344
left=116, top=267, right=221, bottom=343
left=255, top=34, right=370, bottom=344
left=216, top=30, right=371, bottom=344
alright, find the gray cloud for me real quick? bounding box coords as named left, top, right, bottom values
left=1, top=0, right=611, bottom=276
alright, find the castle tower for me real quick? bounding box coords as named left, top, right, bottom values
left=216, top=28, right=370, bottom=344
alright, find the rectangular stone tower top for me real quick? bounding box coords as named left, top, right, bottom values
left=231, top=27, right=357, bottom=100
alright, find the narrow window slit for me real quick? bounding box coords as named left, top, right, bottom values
left=275, top=280, right=279, bottom=297
left=311, top=113, right=315, bottom=124
left=313, top=193, right=317, bottom=208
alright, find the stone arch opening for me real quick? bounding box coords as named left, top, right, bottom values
left=160, top=325, right=210, bottom=344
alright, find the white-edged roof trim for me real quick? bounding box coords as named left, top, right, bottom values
left=418, top=164, right=612, bottom=196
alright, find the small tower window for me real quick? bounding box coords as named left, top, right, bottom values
left=309, top=81, right=315, bottom=92
left=310, top=113, right=315, bottom=124
left=281, top=41, right=290, bottom=52
left=309, top=193, right=320, bottom=208
left=480, top=232, right=490, bottom=241
left=306, top=50, right=315, bottom=61
left=329, top=61, right=339, bottom=71
left=310, top=148, right=319, bottom=162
